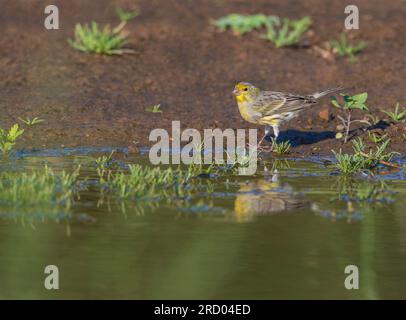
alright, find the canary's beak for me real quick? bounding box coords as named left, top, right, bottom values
left=232, top=88, right=240, bottom=96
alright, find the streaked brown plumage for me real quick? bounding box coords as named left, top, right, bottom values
left=232, top=82, right=343, bottom=142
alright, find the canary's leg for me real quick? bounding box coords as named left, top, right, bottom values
left=258, top=126, right=271, bottom=146
left=257, top=126, right=273, bottom=152
left=272, top=125, right=280, bottom=141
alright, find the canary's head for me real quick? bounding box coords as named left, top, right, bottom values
left=232, top=82, right=260, bottom=103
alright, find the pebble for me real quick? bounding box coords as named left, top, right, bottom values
left=336, top=124, right=345, bottom=131
left=318, top=108, right=330, bottom=121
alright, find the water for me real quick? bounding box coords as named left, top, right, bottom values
left=1, top=148, right=406, bottom=299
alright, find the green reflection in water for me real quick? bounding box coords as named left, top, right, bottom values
left=0, top=151, right=406, bottom=299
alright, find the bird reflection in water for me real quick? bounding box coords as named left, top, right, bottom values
left=233, top=170, right=307, bottom=222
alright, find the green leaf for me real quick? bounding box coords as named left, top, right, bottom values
left=352, top=92, right=368, bottom=104
left=351, top=103, right=369, bottom=111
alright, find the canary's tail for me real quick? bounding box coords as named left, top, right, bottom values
left=310, top=87, right=345, bottom=100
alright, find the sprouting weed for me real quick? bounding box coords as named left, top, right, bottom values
left=145, top=104, right=163, bottom=113
left=68, top=21, right=134, bottom=55
left=332, top=138, right=399, bottom=174
left=272, top=138, right=291, bottom=155
left=331, top=92, right=369, bottom=143
left=0, top=166, right=80, bottom=210
left=381, top=103, right=406, bottom=123
left=331, top=149, right=368, bottom=174
left=0, top=123, right=25, bottom=155
left=213, top=14, right=271, bottom=36
left=261, top=16, right=312, bottom=48
left=213, top=14, right=311, bottom=48
left=330, top=33, right=367, bottom=62
left=19, top=117, right=44, bottom=126
left=364, top=114, right=380, bottom=126
left=368, top=131, right=388, bottom=144
left=115, top=7, right=139, bottom=23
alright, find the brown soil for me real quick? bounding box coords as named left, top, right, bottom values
left=1, top=0, right=405, bottom=156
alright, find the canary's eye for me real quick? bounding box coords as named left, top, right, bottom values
left=243, top=88, right=248, bottom=91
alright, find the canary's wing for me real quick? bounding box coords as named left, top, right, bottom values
left=252, top=91, right=315, bottom=117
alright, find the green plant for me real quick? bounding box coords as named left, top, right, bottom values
left=368, top=131, right=388, bottom=144
left=0, top=166, right=80, bottom=210
left=19, top=116, right=44, bottom=126
left=102, top=164, right=190, bottom=200
left=332, top=150, right=369, bottom=174
left=354, top=138, right=398, bottom=164
left=115, top=7, right=139, bottom=23
left=364, top=113, right=380, bottom=126
left=213, top=14, right=311, bottom=47
left=262, top=16, right=312, bottom=48
left=95, top=151, right=117, bottom=169
left=272, top=139, right=291, bottom=155
left=146, top=104, right=163, bottom=113
left=0, top=123, right=25, bottom=155
left=68, top=21, right=133, bottom=55
left=335, top=177, right=393, bottom=203
left=213, top=14, right=271, bottom=36
left=331, top=92, right=369, bottom=143
left=381, top=103, right=406, bottom=123
left=332, top=138, right=399, bottom=174
left=330, top=33, right=367, bottom=62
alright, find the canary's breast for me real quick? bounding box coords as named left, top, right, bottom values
left=236, top=101, right=259, bottom=124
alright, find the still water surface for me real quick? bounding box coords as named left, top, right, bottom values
left=1, top=148, right=405, bottom=299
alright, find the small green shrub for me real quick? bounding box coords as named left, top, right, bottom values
left=331, top=92, right=369, bottom=143
left=332, top=138, right=399, bottom=174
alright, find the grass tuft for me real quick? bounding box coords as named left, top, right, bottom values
left=145, top=104, right=163, bottom=113
left=272, top=139, right=291, bottom=155
left=381, top=103, right=406, bottom=123
left=19, top=117, right=44, bottom=126
left=332, top=138, right=399, bottom=174
left=68, top=21, right=133, bottom=55
left=0, top=166, right=80, bottom=210
left=261, top=16, right=312, bottom=48
left=213, top=14, right=311, bottom=48
left=330, top=33, right=367, bottom=62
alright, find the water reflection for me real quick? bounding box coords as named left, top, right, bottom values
left=233, top=171, right=307, bottom=222
left=1, top=152, right=406, bottom=299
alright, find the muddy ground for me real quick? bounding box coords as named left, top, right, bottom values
left=0, top=0, right=405, bottom=156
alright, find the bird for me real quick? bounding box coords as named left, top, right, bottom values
left=232, top=82, right=343, bottom=145
left=233, top=171, right=307, bottom=223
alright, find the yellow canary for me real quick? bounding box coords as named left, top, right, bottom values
left=234, top=176, right=306, bottom=223
left=232, top=82, right=342, bottom=143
